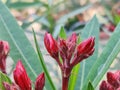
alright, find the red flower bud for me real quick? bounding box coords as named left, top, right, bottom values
left=77, top=37, right=95, bottom=56
left=100, top=80, right=114, bottom=90
left=115, top=71, right=120, bottom=82
left=3, top=82, right=20, bottom=90
left=71, top=37, right=95, bottom=66
left=44, top=32, right=58, bottom=59
left=13, top=60, right=31, bottom=90
left=58, top=39, right=68, bottom=61
left=66, top=33, right=77, bottom=60
left=35, top=73, right=45, bottom=90
left=58, top=33, right=77, bottom=63
left=67, top=33, right=77, bottom=43
left=107, top=72, right=120, bottom=88
left=0, top=40, right=9, bottom=74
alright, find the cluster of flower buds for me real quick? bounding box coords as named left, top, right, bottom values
left=6, top=60, right=45, bottom=90
left=44, top=32, right=95, bottom=78
left=100, top=71, right=120, bottom=90
left=44, top=32, right=95, bottom=90
left=0, top=40, right=9, bottom=74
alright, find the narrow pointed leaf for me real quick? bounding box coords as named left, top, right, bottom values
left=75, top=16, right=100, bottom=90
left=84, top=23, right=120, bottom=89
left=33, top=30, right=56, bottom=90
left=0, top=0, right=52, bottom=89
left=87, top=81, right=94, bottom=90
left=59, top=27, right=67, bottom=39
left=0, top=0, right=39, bottom=80
left=7, top=1, right=47, bottom=9
left=68, top=64, right=80, bottom=90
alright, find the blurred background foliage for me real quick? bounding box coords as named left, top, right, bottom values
left=1, top=0, right=120, bottom=37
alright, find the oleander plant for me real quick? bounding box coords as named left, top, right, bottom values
left=0, top=0, right=120, bottom=90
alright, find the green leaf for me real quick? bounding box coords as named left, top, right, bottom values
left=75, top=16, right=100, bottom=90
left=68, top=63, right=80, bottom=90
left=87, top=81, right=94, bottom=90
left=0, top=71, right=12, bottom=90
left=0, top=0, right=52, bottom=89
left=7, top=1, right=47, bottom=9
left=59, top=27, right=67, bottom=39
left=33, top=30, right=56, bottom=90
left=84, top=23, right=120, bottom=89
left=0, top=0, right=39, bottom=80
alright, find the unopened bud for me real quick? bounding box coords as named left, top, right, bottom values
left=13, top=60, right=31, bottom=90
left=35, top=73, right=45, bottom=90
left=0, top=40, right=9, bottom=74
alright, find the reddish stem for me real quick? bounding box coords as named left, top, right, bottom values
left=62, top=76, right=69, bottom=90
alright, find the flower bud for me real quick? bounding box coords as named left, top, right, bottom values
left=66, top=33, right=77, bottom=60
left=58, top=39, right=68, bottom=61
left=115, top=71, right=120, bottom=82
left=107, top=72, right=120, bottom=88
left=77, top=37, right=95, bottom=56
left=58, top=33, right=77, bottom=63
left=13, top=60, right=31, bottom=90
left=0, top=40, right=9, bottom=74
left=100, top=80, right=114, bottom=90
left=71, top=37, right=95, bottom=66
left=35, top=73, right=45, bottom=90
left=44, top=32, right=58, bottom=59
left=3, top=82, right=20, bottom=90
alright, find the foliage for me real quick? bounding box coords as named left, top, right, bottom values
left=0, top=0, right=120, bottom=90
